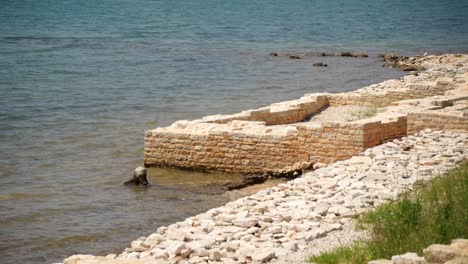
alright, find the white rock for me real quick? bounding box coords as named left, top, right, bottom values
left=144, top=233, right=164, bottom=247
left=220, top=257, right=237, bottom=264
left=166, top=241, right=186, bottom=256
left=304, top=228, right=326, bottom=241
left=127, top=252, right=139, bottom=259
left=282, top=241, right=298, bottom=252
left=187, top=238, right=216, bottom=250
left=236, top=244, right=256, bottom=259
left=232, top=218, right=258, bottom=228
left=151, top=248, right=168, bottom=259
left=208, top=249, right=223, bottom=261
left=329, top=205, right=351, bottom=216
left=391, top=252, right=425, bottom=264
left=267, top=225, right=283, bottom=234
left=166, top=228, right=186, bottom=241
left=180, top=248, right=192, bottom=258
left=314, top=203, right=329, bottom=216
left=215, top=213, right=235, bottom=222
left=251, top=247, right=275, bottom=262
left=274, top=247, right=292, bottom=257
left=245, top=226, right=259, bottom=234
left=192, top=248, right=209, bottom=258
left=223, top=241, right=240, bottom=252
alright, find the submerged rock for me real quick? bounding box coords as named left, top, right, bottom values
left=205, top=174, right=269, bottom=193
left=340, top=52, right=368, bottom=57
left=313, top=62, right=328, bottom=67
left=124, top=167, right=149, bottom=186
left=289, top=55, right=301, bottom=59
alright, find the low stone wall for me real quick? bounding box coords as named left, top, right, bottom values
left=202, top=95, right=329, bottom=125
left=144, top=122, right=368, bottom=174
left=362, top=116, right=408, bottom=148
left=144, top=117, right=412, bottom=175
left=408, top=112, right=468, bottom=134
left=144, top=131, right=308, bottom=174
left=328, top=79, right=455, bottom=107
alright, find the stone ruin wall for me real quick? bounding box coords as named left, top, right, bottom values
left=408, top=111, right=468, bottom=135
left=144, top=99, right=464, bottom=175
left=144, top=92, right=412, bottom=175
left=144, top=54, right=468, bottom=175
left=361, top=116, right=408, bottom=148
left=202, top=95, right=329, bottom=125
left=144, top=123, right=366, bottom=174
left=329, top=79, right=455, bottom=107
left=144, top=114, right=411, bottom=175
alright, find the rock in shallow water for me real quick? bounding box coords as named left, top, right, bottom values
left=313, top=62, right=328, bottom=67
left=124, top=167, right=149, bottom=186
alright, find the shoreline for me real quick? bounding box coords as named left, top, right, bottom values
left=64, top=53, right=467, bottom=264
left=144, top=53, right=467, bottom=175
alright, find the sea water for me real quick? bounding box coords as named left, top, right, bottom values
left=1, top=0, right=467, bottom=263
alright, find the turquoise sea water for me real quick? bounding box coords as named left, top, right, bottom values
left=1, top=0, right=467, bottom=263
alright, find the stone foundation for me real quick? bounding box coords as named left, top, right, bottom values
left=144, top=54, right=468, bottom=175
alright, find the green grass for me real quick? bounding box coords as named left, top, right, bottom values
left=309, top=162, right=468, bottom=264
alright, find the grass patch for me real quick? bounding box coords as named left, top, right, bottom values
left=346, top=107, right=377, bottom=121
left=309, top=161, right=468, bottom=264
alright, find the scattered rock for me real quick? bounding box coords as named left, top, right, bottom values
left=251, top=247, right=275, bottom=262
left=124, top=167, right=149, bottom=186
left=209, top=249, right=223, bottom=261
left=166, top=241, right=186, bottom=257
left=232, top=218, right=258, bottom=228
left=423, top=244, right=462, bottom=263
left=392, top=252, right=425, bottom=264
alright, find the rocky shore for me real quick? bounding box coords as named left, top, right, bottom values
left=63, top=53, right=467, bottom=264
left=64, top=130, right=467, bottom=264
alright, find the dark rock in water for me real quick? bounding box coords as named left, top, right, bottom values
left=269, top=52, right=279, bottom=57
left=204, top=174, right=269, bottom=193
left=378, top=53, right=400, bottom=61
left=353, top=52, right=368, bottom=57
left=289, top=55, right=301, bottom=59
left=401, top=65, right=421, bottom=71
left=319, top=52, right=337, bottom=57
left=224, top=174, right=268, bottom=191
left=340, top=52, right=368, bottom=58
left=124, top=167, right=149, bottom=186
left=313, top=62, right=328, bottom=67
left=340, top=52, right=353, bottom=57
left=379, top=53, right=425, bottom=72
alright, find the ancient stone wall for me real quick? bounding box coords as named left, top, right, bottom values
left=361, top=116, right=408, bottom=148
left=202, top=95, right=329, bottom=125
left=144, top=119, right=408, bottom=174
left=144, top=130, right=308, bottom=174
left=408, top=112, right=468, bottom=134
left=329, top=79, right=455, bottom=108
